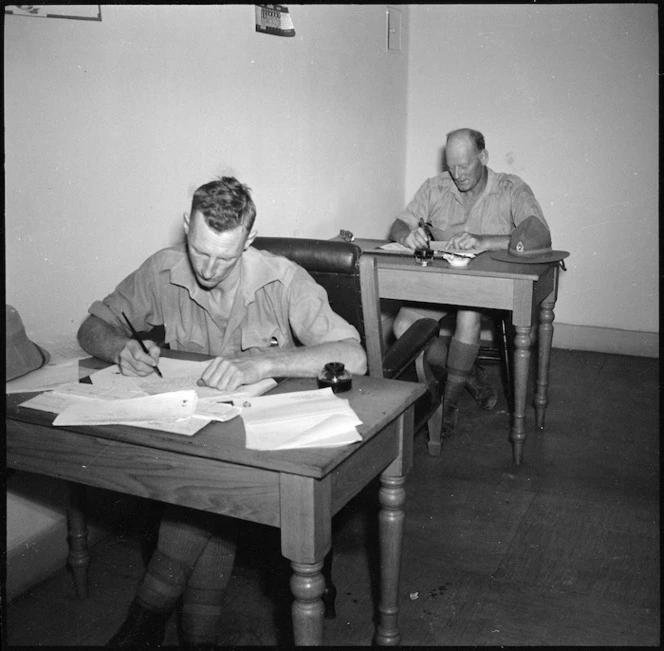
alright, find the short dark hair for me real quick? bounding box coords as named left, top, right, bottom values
left=190, top=176, right=257, bottom=233
left=446, top=128, right=486, bottom=153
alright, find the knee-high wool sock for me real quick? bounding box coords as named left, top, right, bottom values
left=181, top=523, right=237, bottom=644
left=136, top=506, right=236, bottom=620
left=444, top=338, right=480, bottom=411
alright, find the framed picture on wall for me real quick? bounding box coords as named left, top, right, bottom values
left=4, top=5, right=102, bottom=21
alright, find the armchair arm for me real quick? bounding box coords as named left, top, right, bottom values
left=381, top=318, right=439, bottom=380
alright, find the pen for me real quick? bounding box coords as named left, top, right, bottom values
left=122, top=311, right=163, bottom=378
left=419, top=218, right=433, bottom=246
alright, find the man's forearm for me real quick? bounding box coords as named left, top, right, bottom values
left=478, top=234, right=511, bottom=251
left=251, top=339, right=367, bottom=378
left=77, top=314, right=130, bottom=365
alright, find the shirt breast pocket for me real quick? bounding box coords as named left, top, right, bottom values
left=241, top=328, right=289, bottom=352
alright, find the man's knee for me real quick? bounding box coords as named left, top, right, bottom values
left=454, top=310, right=482, bottom=343
left=393, top=306, right=447, bottom=339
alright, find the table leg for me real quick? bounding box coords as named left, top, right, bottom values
left=535, top=297, right=555, bottom=429
left=373, top=474, right=405, bottom=646
left=66, top=483, right=90, bottom=598
left=510, top=326, right=532, bottom=465
left=290, top=560, right=326, bottom=645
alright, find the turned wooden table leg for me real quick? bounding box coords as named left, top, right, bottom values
left=290, top=560, right=326, bottom=645
left=535, top=297, right=555, bottom=429
left=373, top=474, right=406, bottom=646
left=510, top=326, right=532, bottom=466
left=66, top=482, right=89, bottom=598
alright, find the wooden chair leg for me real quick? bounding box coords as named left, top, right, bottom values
left=496, top=314, right=513, bottom=411
left=322, top=548, right=337, bottom=619
left=415, top=349, right=443, bottom=456
left=66, top=483, right=89, bottom=598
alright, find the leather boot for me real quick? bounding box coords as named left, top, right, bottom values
left=465, top=363, right=498, bottom=410
left=106, top=600, right=170, bottom=648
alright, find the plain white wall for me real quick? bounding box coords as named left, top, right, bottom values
left=4, top=4, right=409, bottom=592
left=404, top=4, right=658, bottom=336
left=5, top=4, right=408, bottom=343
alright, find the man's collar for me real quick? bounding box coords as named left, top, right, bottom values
left=449, top=166, right=497, bottom=200
left=169, top=245, right=281, bottom=306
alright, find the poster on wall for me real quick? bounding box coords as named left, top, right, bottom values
left=255, top=4, right=295, bottom=37
left=4, top=5, right=102, bottom=21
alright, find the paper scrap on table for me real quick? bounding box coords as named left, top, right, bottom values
left=52, top=390, right=198, bottom=426
left=19, top=382, right=149, bottom=415
left=429, top=241, right=486, bottom=257
left=376, top=241, right=485, bottom=257
left=194, top=400, right=241, bottom=423
left=6, top=359, right=81, bottom=394
left=20, top=390, right=211, bottom=436
left=239, top=388, right=362, bottom=450
left=89, top=358, right=276, bottom=399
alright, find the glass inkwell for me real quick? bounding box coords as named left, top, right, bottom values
left=317, top=362, right=352, bottom=393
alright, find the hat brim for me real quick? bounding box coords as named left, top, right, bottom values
left=491, top=250, right=570, bottom=264
left=6, top=342, right=50, bottom=381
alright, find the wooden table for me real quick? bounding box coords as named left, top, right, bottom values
left=6, top=371, right=424, bottom=646
left=355, top=238, right=560, bottom=465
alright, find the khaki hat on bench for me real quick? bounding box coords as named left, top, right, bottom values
left=6, top=305, right=50, bottom=381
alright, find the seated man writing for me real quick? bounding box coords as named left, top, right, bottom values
left=78, top=176, right=366, bottom=648
left=389, top=127, right=549, bottom=439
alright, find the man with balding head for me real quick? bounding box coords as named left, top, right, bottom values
left=389, top=128, right=549, bottom=439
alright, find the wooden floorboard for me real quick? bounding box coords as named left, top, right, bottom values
left=5, top=349, right=660, bottom=647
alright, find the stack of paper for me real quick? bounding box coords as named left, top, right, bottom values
left=6, top=358, right=82, bottom=394
left=237, top=388, right=362, bottom=450
left=89, top=358, right=277, bottom=400
left=17, top=357, right=276, bottom=437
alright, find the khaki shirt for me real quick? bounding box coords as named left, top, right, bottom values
left=395, top=167, right=548, bottom=240
left=89, top=245, right=360, bottom=357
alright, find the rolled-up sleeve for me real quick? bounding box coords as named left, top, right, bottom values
left=285, top=267, right=361, bottom=346
left=88, top=256, right=163, bottom=336
left=510, top=181, right=549, bottom=229
left=394, top=178, right=436, bottom=230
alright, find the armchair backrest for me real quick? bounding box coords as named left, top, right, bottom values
left=252, top=237, right=384, bottom=376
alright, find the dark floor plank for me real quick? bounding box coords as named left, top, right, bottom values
left=5, top=350, right=661, bottom=647
left=495, top=493, right=660, bottom=609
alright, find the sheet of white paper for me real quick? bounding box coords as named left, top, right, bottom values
left=52, top=382, right=148, bottom=400
left=6, top=359, right=81, bottom=394
left=19, top=383, right=147, bottom=414
left=19, top=391, right=80, bottom=415
left=89, top=359, right=276, bottom=400
left=375, top=241, right=485, bottom=257
left=236, top=388, right=357, bottom=423
left=53, top=390, right=197, bottom=426
left=194, top=401, right=241, bottom=422
left=377, top=242, right=412, bottom=252
left=240, top=388, right=363, bottom=450
left=19, top=392, right=211, bottom=436
left=270, top=414, right=362, bottom=450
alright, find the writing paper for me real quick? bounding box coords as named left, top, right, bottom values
left=89, top=358, right=276, bottom=400
left=6, top=359, right=81, bottom=394
left=239, top=388, right=362, bottom=450
left=52, top=390, right=197, bottom=426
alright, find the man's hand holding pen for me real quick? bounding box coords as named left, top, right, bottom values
left=117, top=338, right=163, bottom=377
left=119, top=311, right=164, bottom=378
left=402, top=219, right=434, bottom=250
